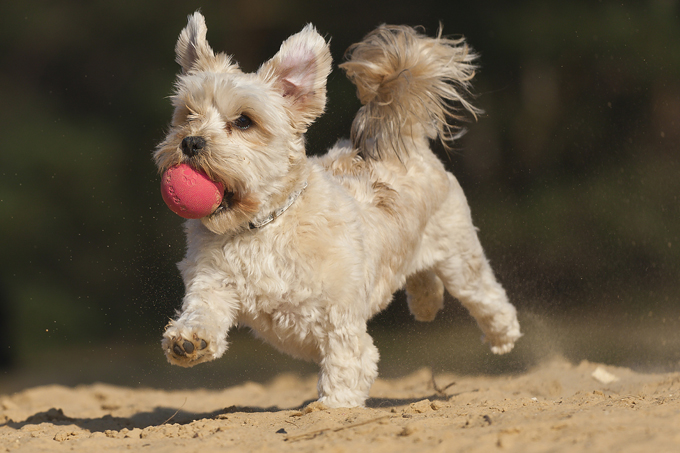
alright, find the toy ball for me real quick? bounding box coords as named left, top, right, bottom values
left=161, top=164, right=224, bottom=219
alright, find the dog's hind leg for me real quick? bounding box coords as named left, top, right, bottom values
left=430, top=180, right=522, bottom=354
left=435, top=240, right=521, bottom=354
left=405, top=270, right=445, bottom=322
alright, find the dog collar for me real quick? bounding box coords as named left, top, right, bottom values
left=249, top=181, right=308, bottom=229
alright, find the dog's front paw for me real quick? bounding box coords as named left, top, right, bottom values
left=162, top=321, right=222, bottom=367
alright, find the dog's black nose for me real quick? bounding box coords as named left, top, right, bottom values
left=181, top=136, right=206, bottom=157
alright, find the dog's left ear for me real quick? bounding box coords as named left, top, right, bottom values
left=176, top=12, right=216, bottom=73
left=258, top=25, right=332, bottom=131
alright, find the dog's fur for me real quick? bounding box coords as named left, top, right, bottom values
left=155, top=12, right=522, bottom=408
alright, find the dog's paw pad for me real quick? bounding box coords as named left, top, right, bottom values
left=173, top=343, right=187, bottom=357
left=167, top=335, right=210, bottom=363
left=182, top=340, right=194, bottom=354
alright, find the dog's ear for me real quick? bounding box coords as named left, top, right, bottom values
left=258, top=25, right=332, bottom=130
left=176, top=12, right=216, bottom=73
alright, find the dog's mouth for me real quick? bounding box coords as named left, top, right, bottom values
left=210, top=188, right=236, bottom=217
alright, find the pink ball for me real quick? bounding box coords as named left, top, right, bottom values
left=161, top=164, right=224, bottom=219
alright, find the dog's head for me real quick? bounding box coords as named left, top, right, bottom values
left=154, top=12, right=331, bottom=234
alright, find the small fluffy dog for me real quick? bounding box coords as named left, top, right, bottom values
left=155, top=12, right=521, bottom=408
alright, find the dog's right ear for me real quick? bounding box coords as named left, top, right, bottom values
left=175, top=12, right=216, bottom=73
left=257, top=25, right=332, bottom=132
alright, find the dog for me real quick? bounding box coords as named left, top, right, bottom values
left=154, top=12, right=522, bottom=408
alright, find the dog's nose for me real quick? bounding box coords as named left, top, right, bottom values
left=181, top=136, right=206, bottom=157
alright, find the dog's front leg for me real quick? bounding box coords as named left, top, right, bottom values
left=316, top=326, right=380, bottom=408
left=162, top=276, right=239, bottom=368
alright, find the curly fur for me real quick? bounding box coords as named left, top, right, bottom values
left=154, top=12, right=521, bottom=408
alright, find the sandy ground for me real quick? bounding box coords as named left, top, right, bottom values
left=1, top=357, right=679, bottom=452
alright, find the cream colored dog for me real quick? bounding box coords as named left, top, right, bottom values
left=155, top=12, right=521, bottom=408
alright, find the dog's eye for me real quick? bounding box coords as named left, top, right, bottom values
left=233, top=114, right=253, bottom=130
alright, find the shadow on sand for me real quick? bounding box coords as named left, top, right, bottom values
left=1, top=392, right=460, bottom=433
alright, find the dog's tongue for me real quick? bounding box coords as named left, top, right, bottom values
left=161, top=164, right=224, bottom=219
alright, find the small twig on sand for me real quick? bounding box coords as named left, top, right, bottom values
left=285, top=419, right=299, bottom=428
left=431, top=369, right=456, bottom=398
left=285, top=415, right=391, bottom=441
left=161, top=397, right=188, bottom=425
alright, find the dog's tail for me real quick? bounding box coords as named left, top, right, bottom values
left=340, top=25, right=482, bottom=160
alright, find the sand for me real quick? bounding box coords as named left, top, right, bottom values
left=1, top=358, right=679, bottom=452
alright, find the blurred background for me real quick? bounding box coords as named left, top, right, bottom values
left=0, top=0, right=678, bottom=393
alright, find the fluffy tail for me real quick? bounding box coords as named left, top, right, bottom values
left=340, top=25, right=482, bottom=160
